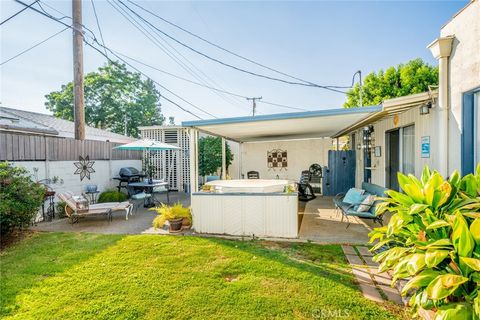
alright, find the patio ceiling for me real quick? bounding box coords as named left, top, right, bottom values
left=182, top=106, right=382, bottom=142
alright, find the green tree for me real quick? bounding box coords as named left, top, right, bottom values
left=344, top=58, right=438, bottom=108
left=45, top=61, right=165, bottom=137
left=198, top=136, right=234, bottom=177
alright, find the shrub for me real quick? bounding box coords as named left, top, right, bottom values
left=369, top=165, right=480, bottom=319
left=0, top=162, right=45, bottom=235
left=152, top=202, right=191, bottom=229
left=97, top=190, right=128, bottom=203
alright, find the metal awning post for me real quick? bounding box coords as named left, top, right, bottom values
left=189, top=128, right=199, bottom=193
left=221, top=137, right=226, bottom=180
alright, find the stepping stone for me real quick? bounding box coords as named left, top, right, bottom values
left=373, top=273, right=393, bottom=286
left=378, top=284, right=403, bottom=305
left=356, top=246, right=374, bottom=257
left=363, top=256, right=378, bottom=268
left=358, top=283, right=384, bottom=303
left=352, top=267, right=374, bottom=284
left=345, top=253, right=364, bottom=266
left=341, top=245, right=357, bottom=256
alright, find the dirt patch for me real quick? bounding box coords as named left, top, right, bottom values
left=1, top=229, right=37, bottom=251
left=224, top=274, right=239, bottom=282
left=259, top=241, right=291, bottom=250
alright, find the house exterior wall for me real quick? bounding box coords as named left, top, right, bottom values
left=240, top=138, right=331, bottom=181
left=352, top=106, right=438, bottom=187
left=440, top=0, right=480, bottom=173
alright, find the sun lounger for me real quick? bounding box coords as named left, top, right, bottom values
left=58, top=192, right=133, bottom=223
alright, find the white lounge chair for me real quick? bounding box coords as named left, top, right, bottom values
left=58, top=192, right=133, bottom=223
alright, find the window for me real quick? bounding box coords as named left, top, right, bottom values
left=462, top=89, right=480, bottom=175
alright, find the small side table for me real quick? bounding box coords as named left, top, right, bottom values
left=85, top=191, right=100, bottom=204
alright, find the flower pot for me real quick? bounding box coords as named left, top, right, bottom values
left=168, top=218, right=183, bottom=233
left=181, top=217, right=191, bottom=230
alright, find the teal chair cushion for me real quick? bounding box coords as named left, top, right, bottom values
left=131, top=192, right=151, bottom=200
left=343, top=188, right=365, bottom=205
left=346, top=209, right=376, bottom=218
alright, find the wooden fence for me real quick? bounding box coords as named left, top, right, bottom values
left=0, top=132, right=142, bottom=161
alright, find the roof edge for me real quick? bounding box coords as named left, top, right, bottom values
left=182, top=106, right=382, bottom=128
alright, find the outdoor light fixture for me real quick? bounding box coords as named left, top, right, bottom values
left=362, top=125, right=375, bottom=154
left=420, top=102, right=432, bottom=115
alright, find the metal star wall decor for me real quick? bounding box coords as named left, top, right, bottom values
left=74, top=156, right=95, bottom=181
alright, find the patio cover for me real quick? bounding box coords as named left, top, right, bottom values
left=182, top=106, right=382, bottom=142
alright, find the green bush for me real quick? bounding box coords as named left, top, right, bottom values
left=369, top=165, right=480, bottom=319
left=97, top=190, right=128, bottom=203
left=0, top=162, right=45, bottom=235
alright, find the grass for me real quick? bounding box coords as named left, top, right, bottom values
left=1, top=232, right=406, bottom=319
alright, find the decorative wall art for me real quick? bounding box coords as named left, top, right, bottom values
left=267, top=149, right=287, bottom=170
left=74, top=155, right=95, bottom=181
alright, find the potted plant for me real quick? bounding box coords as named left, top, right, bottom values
left=151, top=202, right=191, bottom=233
left=369, top=165, right=480, bottom=320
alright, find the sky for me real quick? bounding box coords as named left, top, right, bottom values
left=0, top=0, right=468, bottom=124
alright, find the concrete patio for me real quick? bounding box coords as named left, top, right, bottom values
left=33, top=193, right=380, bottom=245
left=32, top=192, right=190, bottom=234
left=298, top=196, right=384, bottom=244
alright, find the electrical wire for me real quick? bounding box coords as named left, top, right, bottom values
left=126, top=0, right=352, bottom=90
left=0, top=27, right=68, bottom=66
left=117, top=0, right=347, bottom=93
left=108, top=0, right=248, bottom=113
left=90, top=0, right=108, bottom=58
left=13, top=0, right=206, bottom=120
left=0, top=0, right=39, bottom=25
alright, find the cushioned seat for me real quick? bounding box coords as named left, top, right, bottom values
left=333, top=182, right=389, bottom=228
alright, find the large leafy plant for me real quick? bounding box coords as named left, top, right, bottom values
left=369, top=165, right=480, bottom=320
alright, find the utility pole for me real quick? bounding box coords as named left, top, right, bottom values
left=73, top=0, right=85, bottom=140
left=246, top=96, right=262, bottom=116
left=358, top=70, right=363, bottom=107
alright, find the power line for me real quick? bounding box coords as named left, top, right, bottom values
left=0, top=0, right=39, bottom=25
left=12, top=0, right=206, bottom=120
left=259, top=100, right=307, bottom=111
left=90, top=0, right=108, bottom=58
left=117, top=0, right=347, bottom=94
left=0, top=27, right=68, bottom=66
left=108, top=0, right=248, bottom=113
left=126, top=0, right=352, bottom=90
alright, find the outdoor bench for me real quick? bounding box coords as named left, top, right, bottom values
left=333, top=182, right=389, bottom=228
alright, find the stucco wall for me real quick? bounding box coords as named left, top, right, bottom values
left=352, top=107, right=438, bottom=187
left=12, top=159, right=142, bottom=195
left=240, top=138, right=331, bottom=181
left=440, top=0, right=480, bottom=172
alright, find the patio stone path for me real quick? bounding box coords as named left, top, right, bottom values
left=342, top=245, right=403, bottom=305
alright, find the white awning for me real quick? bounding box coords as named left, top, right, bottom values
left=182, top=106, right=381, bottom=142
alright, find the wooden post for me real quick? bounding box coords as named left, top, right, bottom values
left=72, top=0, right=85, bottom=140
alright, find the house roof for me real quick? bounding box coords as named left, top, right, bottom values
left=331, top=90, right=438, bottom=138
left=182, top=106, right=382, bottom=142
left=0, top=107, right=135, bottom=143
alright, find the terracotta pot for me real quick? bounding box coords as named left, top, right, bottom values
left=169, top=218, right=183, bottom=232
left=182, top=218, right=191, bottom=230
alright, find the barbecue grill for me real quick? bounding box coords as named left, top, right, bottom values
left=113, top=167, right=146, bottom=192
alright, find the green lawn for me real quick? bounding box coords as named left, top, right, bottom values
left=1, top=233, right=405, bottom=319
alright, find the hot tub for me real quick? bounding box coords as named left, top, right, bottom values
left=206, top=179, right=289, bottom=193
left=192, top=179, right=298, bottom=238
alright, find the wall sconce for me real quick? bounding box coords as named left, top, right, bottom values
left=420, top=102, right=432, bottom=115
